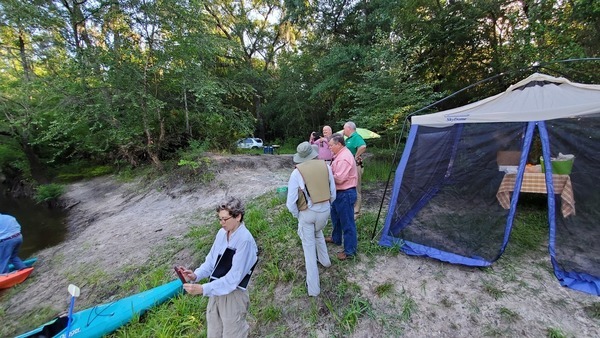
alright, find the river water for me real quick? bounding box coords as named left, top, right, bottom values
left=0, top=190, right=67, bottom=259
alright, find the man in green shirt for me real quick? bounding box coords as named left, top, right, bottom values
left=342, top=121, right=366, bottom=218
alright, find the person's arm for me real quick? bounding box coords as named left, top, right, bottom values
left=183, top=282, right=204, bottom=295
left=327, top=165, right=337, bottom=203
left=355, top=145, right=366, bottom=160
left=286, top=170, right=301, bottom=218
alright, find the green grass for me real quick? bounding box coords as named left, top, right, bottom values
left=374, top=282, right=394, bottom=297
left=584, top=302, right=600, bottom=320
left=340, top=296, right=373, bottom=333
left=400, top=293, right=417, bottom=321
left=109, top=194, right=402, bottom=337
left=546, top=327, right=567, bottom=338
left=362, top=157, right=394, bottom=183
left=482, top=281, right=506, bottom=300
left=499, top=307, right=520, bottom=323
left=506, top=210, right=548, bottom=257
left=4, top=306, right=57, bottom=335
left=54, top=163, right=115, bottom=182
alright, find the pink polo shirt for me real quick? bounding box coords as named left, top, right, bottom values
left=330, top=146, right=358, bottom=190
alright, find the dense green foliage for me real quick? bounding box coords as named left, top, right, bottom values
left=0, top=0, right=598, bottom=183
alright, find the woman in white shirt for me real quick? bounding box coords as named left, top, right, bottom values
left=179, top=197, right=258, bottom=338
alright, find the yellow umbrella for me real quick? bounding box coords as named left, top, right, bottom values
left=336, top=127, right=381, bottom=140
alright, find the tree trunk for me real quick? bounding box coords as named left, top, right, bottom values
left=18, top=30, right=31, bottom=82
left=184, top=86, right=191, bottom=137
left=254, top=94, right=265, bottom=140
left=21, top=136, right=48, bottom=184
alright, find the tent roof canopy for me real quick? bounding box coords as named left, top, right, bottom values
left=412, top=73, right=600, bottom=127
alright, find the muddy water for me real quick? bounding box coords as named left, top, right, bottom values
left=0, top=190, right=67, bottom=258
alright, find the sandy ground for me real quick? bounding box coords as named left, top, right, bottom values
left=349, top=254, right=599, bottom=337
left=2, top=153, right=599, bottom=337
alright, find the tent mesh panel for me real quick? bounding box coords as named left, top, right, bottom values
left=388, top=123, right=526, bottom=262
left=549, top=116, right=600, bottom=277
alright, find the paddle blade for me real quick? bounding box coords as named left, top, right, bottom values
left=68, top=284, right=80, bottom=297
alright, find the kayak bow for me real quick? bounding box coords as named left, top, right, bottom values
left=0, top=267, right=34, bottom=289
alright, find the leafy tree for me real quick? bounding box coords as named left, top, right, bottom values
left=347, top=37, right=440, bottom=135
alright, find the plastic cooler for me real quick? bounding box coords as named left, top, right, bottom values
left=540, top=157, right=574, bottom=174
left=263, top=146, right=274, bottom=154
left=276, top=186, right=288, bottom=198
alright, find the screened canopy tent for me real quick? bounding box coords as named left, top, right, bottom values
left=379, top=73, right=600, bottom=296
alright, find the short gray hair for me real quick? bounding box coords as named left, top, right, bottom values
left=216, top=196, right=245, bottom=221
left=330, top=133, right=345, bottom=146
left=344, top=121, right=356, bottom=130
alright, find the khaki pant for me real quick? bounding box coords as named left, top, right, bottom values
left=298, top=208, right=331, bottom=296
left=207, top=289, right=250, bottom=338
left=354, top=165, right=364, bottom=215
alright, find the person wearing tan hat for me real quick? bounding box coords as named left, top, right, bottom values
left=286, top=141, right=336, bottom=296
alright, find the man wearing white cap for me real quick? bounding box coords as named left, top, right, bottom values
left=286, top=142, right=336, bottom=296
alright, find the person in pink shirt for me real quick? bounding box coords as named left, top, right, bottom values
left=310, top=125, right=334, bottom=163
left=325, top=133, right=358, bottom=260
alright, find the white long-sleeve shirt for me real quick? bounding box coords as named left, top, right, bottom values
left=286, top=165, right=336, bottom=218
left=193, top=223, right=257, bottom=296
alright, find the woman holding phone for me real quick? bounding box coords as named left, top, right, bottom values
left=178, top=197, right=258, bottom=338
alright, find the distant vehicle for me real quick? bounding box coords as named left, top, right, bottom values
left=236, top=138, right=264, bottom=149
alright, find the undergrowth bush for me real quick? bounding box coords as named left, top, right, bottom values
left=55, top=164, right=114, bottom=182
left=34, top=183, right=65, bottom=203
left=176, top=140, right=214, bottom=183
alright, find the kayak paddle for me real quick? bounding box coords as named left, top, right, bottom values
left=65, top=284, right=80, bottom=337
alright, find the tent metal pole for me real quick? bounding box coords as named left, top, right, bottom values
left=370, top=115, right=410, bottom=241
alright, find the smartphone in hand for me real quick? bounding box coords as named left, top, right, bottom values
left=174, top=266, right=187, bottom=284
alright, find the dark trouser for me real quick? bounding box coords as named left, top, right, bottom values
left=330, top=188, right=358, bottom=256
left=0, top=233, right=25, bottom=273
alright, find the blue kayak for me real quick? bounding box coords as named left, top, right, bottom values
left=15, top=279, right=183, bottom=338
left=8, top=257, right=37, bottom=272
